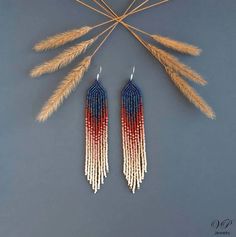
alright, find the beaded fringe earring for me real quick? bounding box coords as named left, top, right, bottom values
left=121, top=67, right=147, bottom=193
left=85, top=67, right=109, bottom=193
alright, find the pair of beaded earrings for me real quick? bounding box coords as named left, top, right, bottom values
left=85, top=67, right=147, bottom=193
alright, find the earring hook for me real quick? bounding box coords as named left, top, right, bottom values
left=96, top=66, right=102, bottom=81
left=130, top=66, right=135, bottom=81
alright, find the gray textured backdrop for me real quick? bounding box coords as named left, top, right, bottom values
left=1, top=0, right=236, bottom=236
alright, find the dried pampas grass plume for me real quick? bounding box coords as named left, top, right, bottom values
left=118, top=24, right=215, bottom=119
left=31, top=0, right=215, bottom=122
left=37, top=56, right=92, bottom=122
left=152, top=34, right=201, bottom=56
left=165, top=67, right=215, bottom=119
left=31, top=37, right=96, bottom=77
left=146, top=43, right=207, bottom=86
left=34, top=26, right=92, bottom=51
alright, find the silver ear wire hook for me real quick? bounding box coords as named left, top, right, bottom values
left=96, top=66, right=102, bottom=81
left=130, top=66, right=135, bottom=81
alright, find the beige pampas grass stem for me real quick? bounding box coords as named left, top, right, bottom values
left=151, top=35, right=201, bottom=56
left=76, top=0, right=169, bottom=23
left=37, top=22, right=118, bottom=122
left=146, top=43, right=207, bottom=85
left=31, top=37, right=96, bottom=77
left=37, top=56, right=91, bottom=122
left=165, top=67, right=215, bottom=119
left=91, top=23, right=118, bottom=56
left=124, top=24, right=201, bottom=56
left=118, top=24, right=215, bottom=118
left=31, top=22, right=117, bottom=78
left=34, top=26, right=92, bottom=51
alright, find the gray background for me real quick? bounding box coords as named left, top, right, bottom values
left=1, top=0, right=236, bottom=236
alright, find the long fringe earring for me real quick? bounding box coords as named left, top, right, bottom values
left=121, top=67, right=147, bottom=193
left=85, top=67, right=109, bottom=193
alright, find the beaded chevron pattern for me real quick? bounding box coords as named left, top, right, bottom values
left=121, top=80, right=147, bottom=193
left=85, top=80, right=108, bottom=193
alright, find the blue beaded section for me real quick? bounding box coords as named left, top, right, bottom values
left=121, top=80, right=142, bottom=118
left=86, top=80, right=107, bottom=119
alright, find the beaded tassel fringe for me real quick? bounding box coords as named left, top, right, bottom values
left=85, top=80, right=108, bottom=193
left=121, top=80, right=147, bottom=193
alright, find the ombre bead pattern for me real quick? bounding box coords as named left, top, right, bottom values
left=121, top=80, right=147, bottom=193
left=85, top=80, right=108, bottom=193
